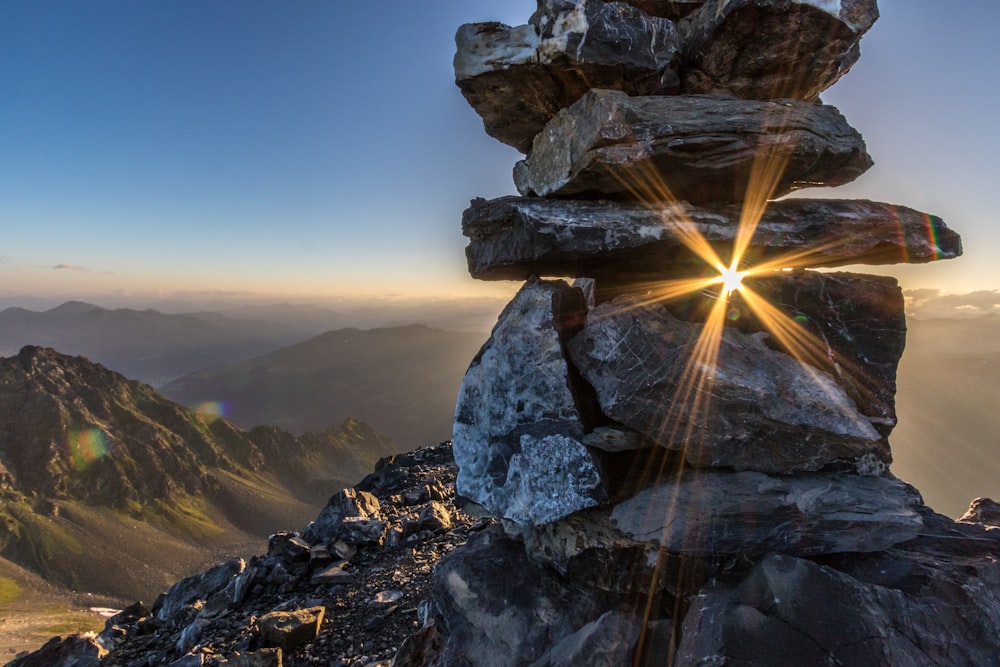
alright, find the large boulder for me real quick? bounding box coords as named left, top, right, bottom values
left=452, top=279, right=607, bottom=525
left=513, top=90, right=872, bottom=203
left=734, top=271, right=907, bottom=438
left=424, top=526, right=614, bottom=666
left=680, top=0, right=880, bottom=100
left=455, top=0, right=681, bottom=152
left=462, top=196, right=962, bottom=281
left=610, top=470, right=924, bottom=557
left=567, top=294, right=885, bottom=473
left=676, top=534, right=1000, bottom=666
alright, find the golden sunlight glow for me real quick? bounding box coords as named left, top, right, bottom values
left=715, top=263, right=747, bottom=298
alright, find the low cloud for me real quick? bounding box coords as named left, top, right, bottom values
left=53, top=263, right=92, bottom=273
left=905, top=289, right=1000, bottom=319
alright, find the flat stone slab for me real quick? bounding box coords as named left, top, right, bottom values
left=514, top=90, right=872, bottom=203
left=463, top=196, right=961, bottom=281
left=455, top=1, right=681, bottom=152
left=680, top=0, right=880, bottom=100
left=567, top=293, right=885, bottom=473
left=610, top=471, right=923, bottom=557
left=452, top=279, right=606, bottom=525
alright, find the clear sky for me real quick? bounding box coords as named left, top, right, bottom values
left=0, top=0, right=996, bottom=307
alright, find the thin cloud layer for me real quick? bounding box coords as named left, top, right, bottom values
left=905, top=289, right=1000, bottom=319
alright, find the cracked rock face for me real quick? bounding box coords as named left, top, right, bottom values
left=463, top=196, right=962, bottom=282
left=567, top=293, right=885, bottom=473
left=610, top=470, right=923, bottom=557
left=680, top=0, right=880, bottom=100
left=513, top=90, right=872, bottom=203
left=676, top=544, right=1000, bottom=666
left=455, top=0, right=681, bottom=152
left=452, top=279, right=607, bottom=525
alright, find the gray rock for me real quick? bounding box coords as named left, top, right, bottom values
left=610, top=471, right=923, bottom=557
left=427, top=526, right=610, bottom=666
left=153, top=558, right=245, bottom=623
left=311, top=562, right=354, bottom=586
left=453, top=279, right=607, bottom=525
left=302, top=488, right=382, bottom=545
left=257, top=606, right=325, bottom=651
left=567, top=295, right=884, bottom=473
left=676, top=547, right=1000, bottom=666
left=463, top=196, right=962, bottom=281
left=529, top=610, right=642, bottom=667
left=455, top=1, right=681, bottom=152
left=680, top=0, right=879, bottom=100
left=513, top=89, right=872, bottom=203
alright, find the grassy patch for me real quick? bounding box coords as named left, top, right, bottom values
left=0, top=577, right=21, bottom=604
left=147, top=494, right=223, bottom=540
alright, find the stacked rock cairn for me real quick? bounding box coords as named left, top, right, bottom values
left=410, top=1, right=1000, bottom=665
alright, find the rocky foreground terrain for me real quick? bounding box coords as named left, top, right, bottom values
left=9, top=442, right=1000, bottom=666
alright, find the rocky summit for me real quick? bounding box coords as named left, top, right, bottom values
left=10, top=1, right=998, bottom=665
left=427, top=0, right=997, bottom=664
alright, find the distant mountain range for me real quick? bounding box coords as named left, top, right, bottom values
left=0, top=301, right=311, bottom=386
left=160, top=324, right=488, bottom=449
left=0, top=346, right=397, bottom=602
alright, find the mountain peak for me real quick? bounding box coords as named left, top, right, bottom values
left=44, top=301, right=104, bottom=316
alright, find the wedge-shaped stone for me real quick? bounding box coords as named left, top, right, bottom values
left=680, top=0, right=879, bottom=100
left=567, top=294, right=885, bottom=473
left=453, top=279, right=606, bottom=525
left=611, top=471, right=923, bottom=557
left=463, top=196, right=961, bottom=281
left=734, top=271, right=906, bottom=440
left=514, top=89, right=872, bottom=203
left=455, top=0, right=681, bottom=152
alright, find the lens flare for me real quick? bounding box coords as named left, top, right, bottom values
left=195, top=401, right=228, bottom=423
left=67, top=428, right=109, bottom=471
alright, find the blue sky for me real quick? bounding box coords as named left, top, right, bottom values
left=0, top=0, right=997, bottom=306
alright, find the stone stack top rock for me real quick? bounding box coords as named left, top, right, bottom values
left=456, top=0, right=879, bottom=152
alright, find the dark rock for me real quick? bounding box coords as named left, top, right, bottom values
left=5, top=633, right=107, bottom=667
left=513, top=89, right=872, bottom=203
left=959, top=497, right=1000, bottom=527
left=568, top=294, right=884, bottom=473
left=624, top=0, right=705, bottom=20
left=676, top=548, right=1000, bottom=666
left=256, top=606, right=325, bottom=651
left=223, top=649, right=282, bottom=667
left=267, top=532, right=310, bottom=563
left=680, top=0, right=879, bottom=100
left=453, top=279, right=607, bottom=525
left=463, top=196, right=962, bottom=281
left=611, top=470, right=923, bottom=557
left=455, top=1, right=681, bottom=152
left=734, top=271, right=907, bottom=438
left=528, top=610, right=643, bottom=667
left=167, top=651, right=204, bottom=666
left=425, top=526, right=611, bottom=666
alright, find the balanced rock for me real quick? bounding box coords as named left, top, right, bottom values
left=680, top=0, right=880, bottom=100
left=567, top=293, right=885, bottom=473
left=455, top=0, right=681, bottom=152
left=736, top=271, right=906, bottom=437
left=452, top=279, right=607, bottom=525
left=610, top=470, right=923, bottom=557
left=463, top=196, right=961, bottom=281
left=514, top=90, right=872, bottom=203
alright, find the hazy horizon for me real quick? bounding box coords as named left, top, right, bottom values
left=2, top=0, right=998, bottom=303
